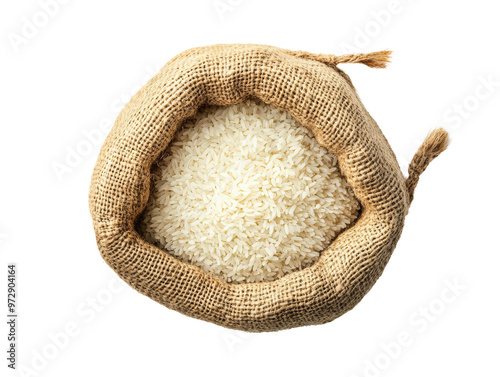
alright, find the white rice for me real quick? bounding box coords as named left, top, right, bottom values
left=140, top=100, right=360, bottom=283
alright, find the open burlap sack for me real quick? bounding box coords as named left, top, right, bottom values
left=89, top=44, right=448, bottom=332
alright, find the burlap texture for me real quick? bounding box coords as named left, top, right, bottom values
left=89, top=44, right=448, bottom=332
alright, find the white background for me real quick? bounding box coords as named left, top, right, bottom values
left=1, top=0, right=499, bottom=376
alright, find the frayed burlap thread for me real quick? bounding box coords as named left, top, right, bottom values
left=89, top=44, right=448, bottom=332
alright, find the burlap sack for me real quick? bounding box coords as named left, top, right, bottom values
left=89, top=44, right=448, bottom=332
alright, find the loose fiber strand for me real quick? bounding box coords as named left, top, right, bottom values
left=406, top=128, right=450, bottom=203
left=334, top=50, right=392, bottom=68
left=286, top=49, right=392, bottom=69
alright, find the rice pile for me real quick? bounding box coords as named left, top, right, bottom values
left=140, top=100, right=360, bottom=283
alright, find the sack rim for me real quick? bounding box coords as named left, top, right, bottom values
left=90, top=44, right=409, bottom=331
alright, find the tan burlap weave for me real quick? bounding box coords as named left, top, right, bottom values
left=89, top=44, right=448, bottom=332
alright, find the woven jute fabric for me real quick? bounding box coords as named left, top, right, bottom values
left=89, top=44, right=448, bottom=332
